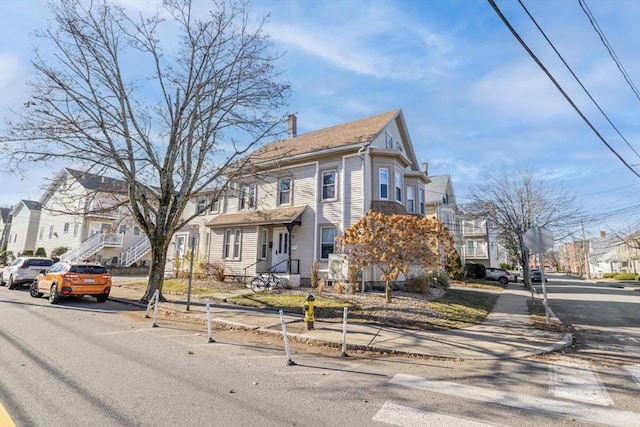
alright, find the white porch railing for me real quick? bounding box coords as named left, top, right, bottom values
left=60, top=233, right=124, bottom=262
left=120, top=238, right=151, bottom=267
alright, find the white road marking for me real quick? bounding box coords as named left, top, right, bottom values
left=624, top=364, right=640, bottom=387
left=389, top=374, right=639, bottom=427
left=372, top=402, right=498, bottom=427
left=550, top=360, right=613, bottom=406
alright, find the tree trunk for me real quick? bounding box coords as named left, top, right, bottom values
left=385, top=279, right=392, bottom=303
left=140, top=240, right=170, bottom=303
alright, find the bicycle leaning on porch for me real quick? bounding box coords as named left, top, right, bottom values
left=250, top=271, right=284, bottom=292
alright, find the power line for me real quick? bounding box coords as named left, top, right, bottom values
left=487, top=0, right=640, bottom=179
left=516, top=0, right=640, bottom=161
left=579, top=0, right=640, bottom=102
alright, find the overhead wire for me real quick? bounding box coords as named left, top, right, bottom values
left=516, top=0, right=640, bottom=161
left=578, top=0, right=640, bottom=102
left=486, top=0, right=640, bottom=179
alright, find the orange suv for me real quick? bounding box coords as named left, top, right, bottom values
left=30, top=261, right=112, bottom=304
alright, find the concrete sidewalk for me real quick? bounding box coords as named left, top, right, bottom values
left=108, top=280, right=573, bottom=360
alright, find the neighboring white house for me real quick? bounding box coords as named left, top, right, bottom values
left=0, top=207, right=11, bottom=255
left=178, top=109, right=434, bottom=286
left=33, top=168, right=152, bottom=267
left=6, top=200, right=42, bottom=256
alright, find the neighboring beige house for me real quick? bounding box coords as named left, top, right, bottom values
left=179, top=109, right=433, bottom=286
left=6, top=200, right=42, bottom=256
left=34, top=168, right=152, bottom=267
left=423, top=174, right=464, bottom=256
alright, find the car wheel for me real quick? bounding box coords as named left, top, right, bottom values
left=498, top=277, right=508, bottom=285
left=7, top=275, right=16, bottom=290
left=49, top=284, right=60, bottom=304
left=96, top=294, right=108, bottom=302
left=30, top=280, right=43, bottom=298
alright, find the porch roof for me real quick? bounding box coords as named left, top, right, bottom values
left=205, top=206, right=307, bottom=228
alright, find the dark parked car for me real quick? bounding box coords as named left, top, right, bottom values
left=531, top=269, right=548, bottom=282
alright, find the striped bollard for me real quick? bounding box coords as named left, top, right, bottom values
left=206, top=299, right=215, bottom=343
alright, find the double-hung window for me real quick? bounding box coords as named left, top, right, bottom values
left=379, top=168, right=388, bottom=200
left=322, top=170, right=336, bottom=200
left=278, top=178, right=292, bottom=205
left=385, top=132, right=393, bottom=149
left=320, top=226, right=335, bottom=259
left=239, top=185, right=248, bottom=210
left=419, top=188, right=425, bottom=215
left=210, top=194, right=220, bottom=213
left=233, top=230, right=241, bottom=258
left=224, top=229, right=242, bottom=259
left=394, top=168, right=403, bottom=202
left=248, top=184, right=256, bottom=209
left=260, top=229, right=268, bottom=259
left=407, top=187, right=415, bottom=213
left=197, top=196, right=206, bottom=214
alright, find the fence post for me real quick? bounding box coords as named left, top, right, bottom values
left=151, top=290, right=160, bottom=328
left=341, top=307, right=349, bottom=357
left=206, top=299, right=215, bottom=343
left=279, top=309, right=296, bottom=366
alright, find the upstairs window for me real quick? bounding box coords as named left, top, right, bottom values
left=49, top=225, right=54, bottom=239
left=248, top=184, right=256, bottom=209
left=279, top=178, right=292, bottom=205
left=394, top=168, right=403, bottom=202
left=119, top=224, right=126, bottom=234
left=385, top=132, right=393, bottom=149
left=134, top=226, right=140, bottom=236
left=322, top=170, right=336, bottom=200
left=210, top=194, right=219, bottom=213
left=443, top=193, right=450, bottom=204
left=63, top=222, right=70, bottom=233
left=396, top=142, right=403, bottom=153
left=239, top=185, right=248, bottom=210
left=379, top=168, right=388, bottom=200
left=197, top=196, right=207, bottom=214
left=407, top=187, right=415, bottom=213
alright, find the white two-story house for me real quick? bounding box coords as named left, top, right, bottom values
left=5, top=200, right=42, bottom=257
left=34, top=168, right=152, bottom=267
left=179, top=109, right=434, bottom=286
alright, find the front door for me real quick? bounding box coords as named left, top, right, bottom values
left=271, top=228, right=288, bottom=273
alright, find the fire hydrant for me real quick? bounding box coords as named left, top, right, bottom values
left=303, top=294, right=315, bottom=330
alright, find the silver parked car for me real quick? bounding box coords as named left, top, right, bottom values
left=530, top=269, right=548, bottom=282
left=0, top=257, right=55, bottom=289
left=484, top=268, right=514, bottom=285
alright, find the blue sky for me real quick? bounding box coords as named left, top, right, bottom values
left=1, top=0, right=639, bottom=238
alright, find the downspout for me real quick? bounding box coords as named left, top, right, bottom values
left=313, top=161, right=319, bottom=261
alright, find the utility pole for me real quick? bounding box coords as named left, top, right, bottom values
left=581, top=221, right=590, bottom=280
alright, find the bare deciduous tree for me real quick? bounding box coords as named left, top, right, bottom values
left=466, top=169, right=579, bottom=287
left=0, top=0, right=290, bottom=301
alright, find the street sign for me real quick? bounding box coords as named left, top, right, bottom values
left=189, top=224, right=199, bottom=238
left=524, top=226, right=553, bottom=252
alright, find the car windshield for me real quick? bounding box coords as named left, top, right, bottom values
left=69, top=265, right=109, bottom=274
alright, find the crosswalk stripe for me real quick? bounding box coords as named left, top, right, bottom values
left=624, top=364, right=640, bottom=387
left=389, top=374, right=639, bottom=427
left=550, top=360, right=613, bottom=406
left=372, top=402, right=498, bottom=427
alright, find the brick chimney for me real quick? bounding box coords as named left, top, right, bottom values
left=422, top=162, right=429, bottom=176
left=287, top=114, right=297, bottom=138
left=600, top=231, right=606, bottom=238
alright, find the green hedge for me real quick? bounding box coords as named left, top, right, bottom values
left=613, top=273, right=638, bottom=281
left=602, top=272, right=617, bottom=278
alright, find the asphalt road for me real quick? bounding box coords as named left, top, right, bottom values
left=538, top=275, right=640, bottom=364
left=1, top=281, right=639, bottom=426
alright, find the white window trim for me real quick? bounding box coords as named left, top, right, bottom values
left=379, top=168, right=388, bottom=200
left=320, top=225, right=336, bottom=260
left=394, top=167, right=403, bottom=203
left=321, top=169, right=337, bottom=201
left=260, top=229, right=268, bottom=259
left=278, top=177, right=292, bottom=206
left=407, top=186, right=415, bottom=213
left=223, top=230, right=232, bottom=259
